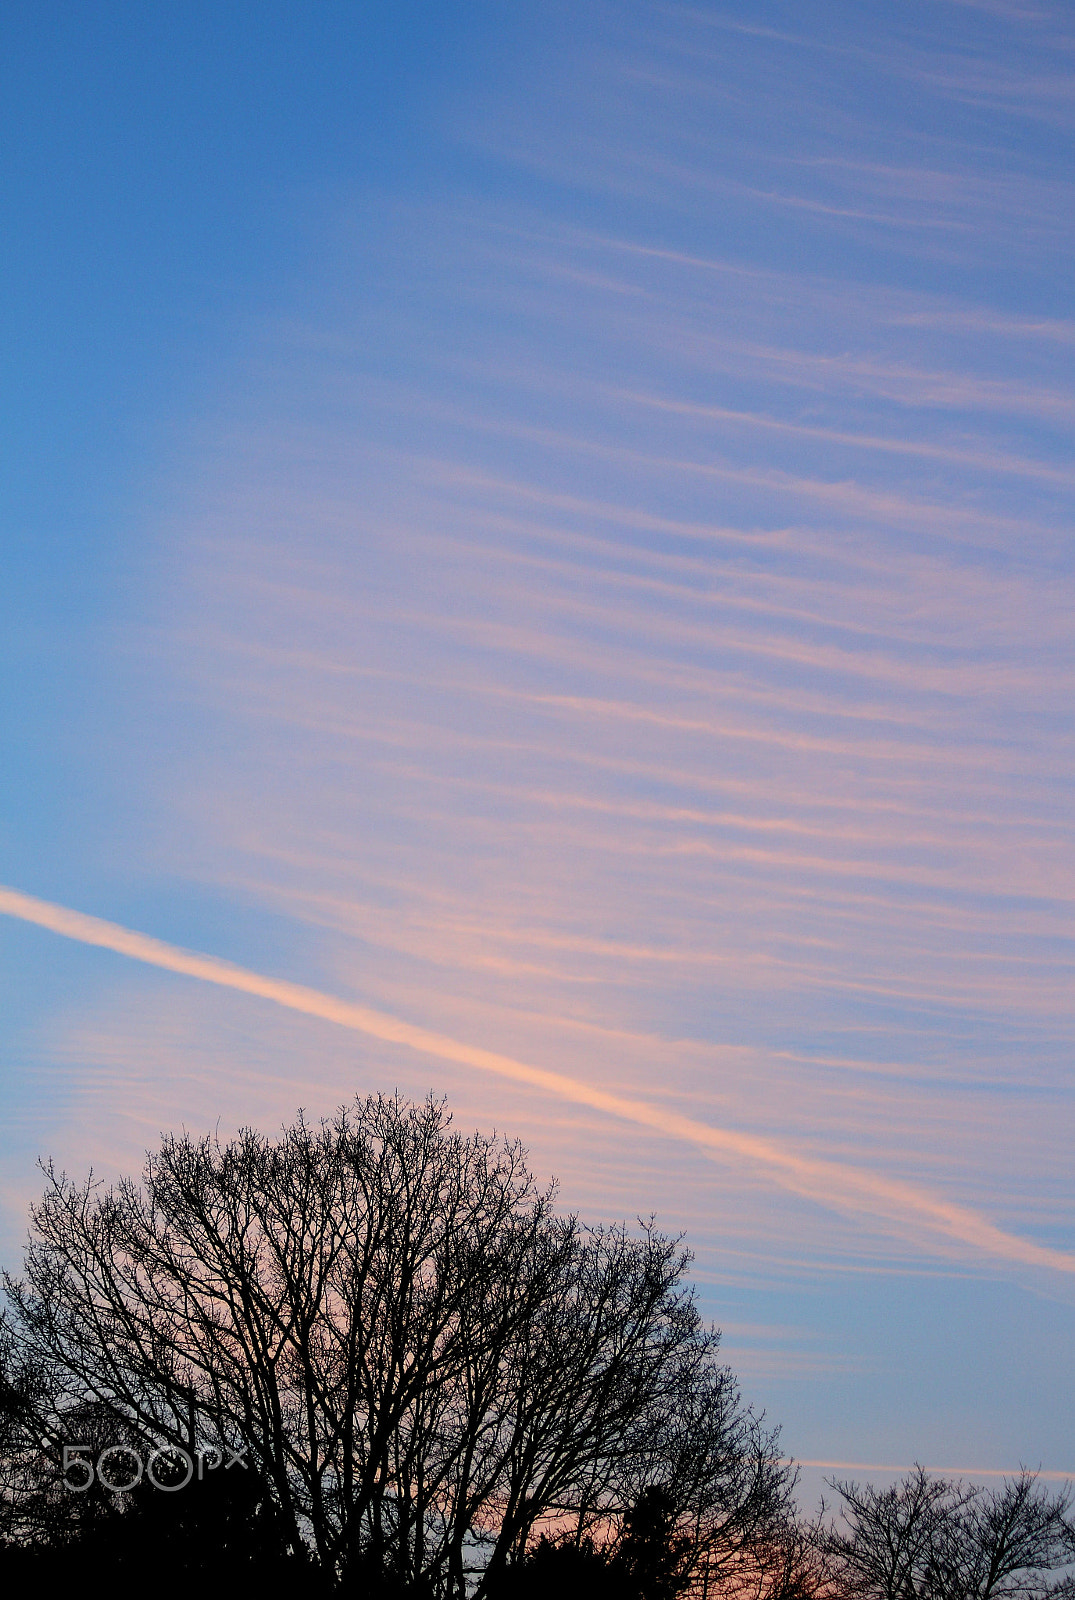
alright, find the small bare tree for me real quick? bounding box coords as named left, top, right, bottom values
left=3, top=1094, right=791, bottom=1596
left=824, top=1468, right=1075, bottom=1600
left=927, top=1473, right=1075, bottom=1600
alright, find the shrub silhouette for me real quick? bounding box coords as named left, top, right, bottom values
left=0, top=1457, right=323, bottom=1598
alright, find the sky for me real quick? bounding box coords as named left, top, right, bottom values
left=2, top=1, right=1074, bottom=1504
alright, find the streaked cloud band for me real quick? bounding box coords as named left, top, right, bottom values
left=2, top=883, right=1071, bottom=1278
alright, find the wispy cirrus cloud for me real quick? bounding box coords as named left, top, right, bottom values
left=5, top=0, right=1072, bottom=1482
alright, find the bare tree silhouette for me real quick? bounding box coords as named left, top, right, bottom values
left=3, top=1093, right=791, bottom=1596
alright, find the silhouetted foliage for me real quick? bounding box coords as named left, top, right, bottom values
left=486, top=1488, right=693, bottom=1600
left=615, top=1486, right=694, bottom=1599
left=0, top=1468, right=322, bottom=1600
left=489, top=1532, right=619, bottom=1598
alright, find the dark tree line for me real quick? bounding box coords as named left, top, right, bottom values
left=0, top=1093, right=1071, bottom=1600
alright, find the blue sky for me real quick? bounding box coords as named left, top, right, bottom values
left=2, top=1, right=1074, bottom=1501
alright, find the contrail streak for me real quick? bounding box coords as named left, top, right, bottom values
left=2, top=883, right=1072, bottom=1276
